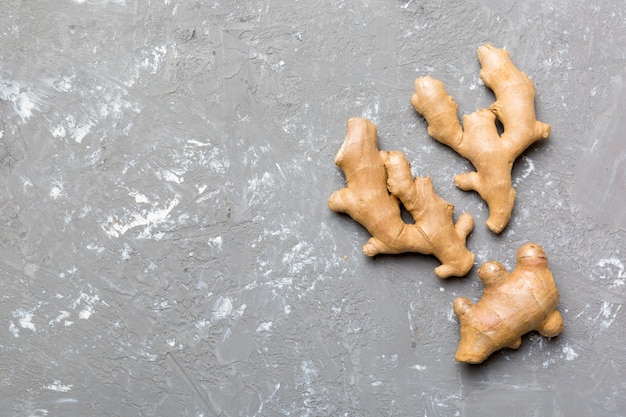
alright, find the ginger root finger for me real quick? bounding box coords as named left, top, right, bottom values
left=412, top=44, right=551, bottom=234
left=329, top=118, right=431, bottom=256
left=411, top=76, right=463, bottom=148
left=453, top=242, right=563, bottom=364
left=328, top=117, right=474, bottom=278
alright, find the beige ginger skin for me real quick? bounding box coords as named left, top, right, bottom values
left=453, top=242, right=563, bottom=364
left=328, top=117, right=474, bottom=279
left=411, top=44, right=551, bottom=234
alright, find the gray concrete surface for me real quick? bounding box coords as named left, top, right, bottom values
left=1, top=0, right=625, bottom=416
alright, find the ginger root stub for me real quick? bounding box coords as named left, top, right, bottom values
left=411, top=44, right=551, bottom=234
left=328, top=117, right=474, bottom=279
left=453, top=242, right=563, bottom=364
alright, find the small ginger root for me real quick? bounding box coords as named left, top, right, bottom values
left=411, top=44, right=551, bottom=233
left=453, top=242, right=563, bottom=364
left=328, top=117, right=474, bottom=278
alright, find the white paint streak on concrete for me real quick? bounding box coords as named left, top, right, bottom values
left=234, top=303, right=246, bottom=319
left=282, top=242, right=315, bottom=274
left=246, top=172, right=275, bottom=206
left=49, top=311, right=71, bottom=326
left=298, top=359, right=318, bottom=387
left=120, top=243, right=132, bottom=261
left=49, top=182, right=65, bottom=199
left=86, top=243, right=106, bottom=253
left=158, top=169, right=185, bottom=184
left=515, top=156, right=535, bottom=184
left=599, top=301, right=621, bottom=329
left=212, top=296, right=233, bottom=321
left=12, top=309, right=37, bottom=333
left=52, top=398, right=79, bottom=404
left=48, top=73, right=75, bottom=93
left=597, top=257, right=625, bottom=287
left=70, top=121, right=94, bottom=144
left=206, top=149, right=230, bottom=173
left=446, top=308, right=456, bottom=323
left=186, top=139, right=210, bottom=147
left=51, top=126, right=67, bottom=138
left=208, top=297, right=246, bottom=327
left=256, top=321, right=273, bottom=332
left=208, top=235, right=223, bottom=250
left=58, top=114, right=94, bottom=144
left=195, top=187, right=220, bottom=204
left=141, top=45, right=168, bottom=74
left=9, top=322, right=19, bottom=337
left=79, top=309, right=93, bottom=320
left=102, top=198, right=179, bottom=238
left=71, top=290, right=103, bottom=320
left=244, top=277, right=293, bottom=294
left=45, top=380, right=73, bottom=392
left=562, top=345, right=578, bottom=361
left=129, top=191, right=150, bottom=204
left=0, top=78, right=39, bottom=121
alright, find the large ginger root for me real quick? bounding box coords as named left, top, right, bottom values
left=411, top=44, right=551, bottom=233
left=453, top=243, right=563, bottom=364
left=328, top=117, right=475, bottom=278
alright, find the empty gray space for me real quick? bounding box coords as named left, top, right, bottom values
left=1, top=1, right=625, bottom=416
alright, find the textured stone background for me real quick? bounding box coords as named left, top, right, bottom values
left=1, top=1, right=625, bottom=416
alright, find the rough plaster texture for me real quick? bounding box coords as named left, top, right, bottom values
left=0, top=0, right=625, bottom=416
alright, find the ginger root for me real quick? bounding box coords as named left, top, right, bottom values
left=328, top=117, right=475, bottom=278
left=411, top=44, right=551, bottom=233
left=453, top=242, right=563, bottom=364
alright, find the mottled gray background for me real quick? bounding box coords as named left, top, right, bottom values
left=1, top=0, right=625, bottom=416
